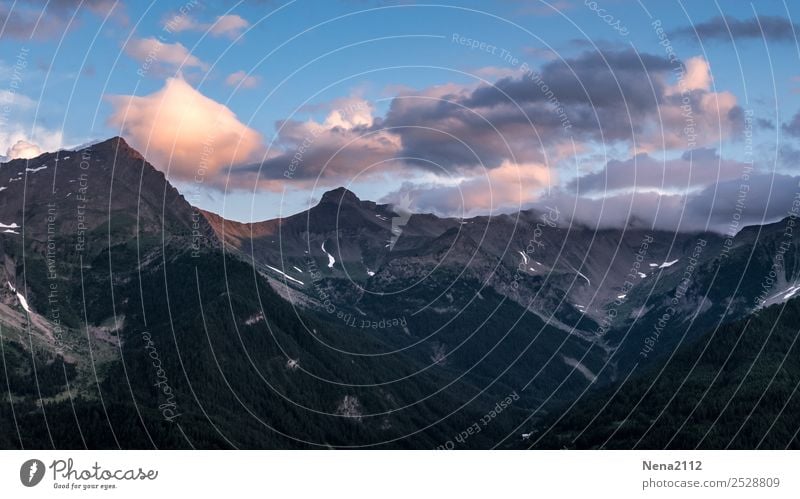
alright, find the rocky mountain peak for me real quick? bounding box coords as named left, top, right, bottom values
left=89, top=136, right=144, bottom=161
left=318, top=187, right=362, bottom=206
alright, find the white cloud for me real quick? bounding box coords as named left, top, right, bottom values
left=7, top=140, right=41, bottom=159
left=322, top=96, right=375, bottom=129
left=0, top=126, right=63, bottom=162
left=0, top=90, right=36, bottom=109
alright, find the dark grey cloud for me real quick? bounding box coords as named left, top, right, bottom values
left=782, top=110, right=800, bottom=138
left=463, top=50, right=672, bottom=111
left=379, top=97, right=544, bottom=172
left=375, top=49, right=741, bottom=171
left=533, top=173, right=800, bottom=233
left=228, top=49, right=743, bottom=212
left=376, top=49, right=673, bottom=172
left=757, top=118, right=776, bottom=130
left=378, top=145, right=793, bottom=233
left=0, top=0, right=124, bottom=40
left=779, top=144, right=800, bottom=166
left=224, top=115, right=404, bottom=190
left=681, top=147, right=718, bottom=161
left=688, top=173, right=800, bottom=229
left=672, top=15, right=799, bottom=42
left=567, top=149, right=746, bottom=194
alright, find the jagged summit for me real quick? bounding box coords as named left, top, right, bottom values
left=92, top=135, right=130, bottom=150
left=79, top=136, right=144, bottom=161
left=318, top=186, right=361, bottom=206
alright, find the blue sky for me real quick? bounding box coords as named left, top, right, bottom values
left=1, top=0, right=799, bottom=231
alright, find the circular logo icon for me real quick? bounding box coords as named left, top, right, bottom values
left=20, top=459, right=45, bottom=487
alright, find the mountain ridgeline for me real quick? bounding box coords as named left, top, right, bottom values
left=0, top=137, right=798, bottom=449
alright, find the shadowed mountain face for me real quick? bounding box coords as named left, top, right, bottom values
left=203, top=185, right=800, bottom=374
left=529, top=295, right=800, bottom=450
left=0, top=137, right=209, bottom=244
left=0, top=137, right=216, bottom=340
left=1, top=138, right=799, bottom=449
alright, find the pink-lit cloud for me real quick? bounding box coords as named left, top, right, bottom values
left=6, top=139, right=41, bottom=159
left=124, top=37, right=209, bottom=73
left=106, top=77, right=264, bottom=181
left=381, top=160, right=553, bottom=217
left=225, top=70, right=261, bottom=89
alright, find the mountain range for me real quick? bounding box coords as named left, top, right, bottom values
left=0, top=137, right=798, bottom=449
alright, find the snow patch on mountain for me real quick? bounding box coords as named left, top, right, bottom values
left=7, top=281, right=31, bottom=313
left=763, top=283, right=800, bottom=307
left=784, top=285, right=800, bottom=300
left=264, top=265, right=304, bottom=285
left=565, top=262, right=591, bottom=286
left=321, top=241, right=335, bottom=269
left=562, top=355, right=597, bottom=383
